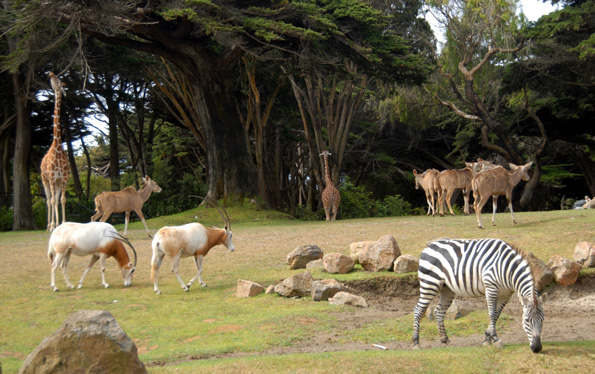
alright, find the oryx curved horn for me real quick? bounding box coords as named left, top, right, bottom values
left=107, top=232, right=138, bottom=268
left=189, top=195, right=231, bottom=230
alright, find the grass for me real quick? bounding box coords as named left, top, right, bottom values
left=1, top=206, right=594, bottom=373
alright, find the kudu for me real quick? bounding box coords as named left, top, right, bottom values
left=91, top=176, right=162, bottom=238
left=413, top=169, right=441, bottom=216
left=472, top=162, right=533, bottom=229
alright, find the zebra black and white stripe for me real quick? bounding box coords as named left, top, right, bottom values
left=412, top=238, right=545, bottom=353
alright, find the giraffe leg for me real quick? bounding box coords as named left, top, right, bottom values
left=42, top=178, right=52, bottom=231
left=60, top=181, right=68, bottom=224
left=50, top=183, right=59, bottom=231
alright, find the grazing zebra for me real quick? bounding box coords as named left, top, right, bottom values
left=412, top=238, right=545, bottom=353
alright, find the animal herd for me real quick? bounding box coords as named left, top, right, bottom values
left=47, top=182, right=234, bottom=296
left=413, top=159, right=533, bottom=228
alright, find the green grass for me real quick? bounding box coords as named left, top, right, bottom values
left=1, top=208, right=594, bottom=373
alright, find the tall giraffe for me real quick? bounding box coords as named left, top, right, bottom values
left=40, top=72, right=70, bottom=231
left=320, top=150, right=341, bottom=221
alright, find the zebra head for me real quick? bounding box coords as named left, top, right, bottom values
left=520, top=292, right=546, bottom=353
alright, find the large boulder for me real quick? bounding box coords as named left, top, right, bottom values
left=312, top=279, right=344, bottom=301
left=525, top=252, right=555, bottom=292
left=393, top=254, right=419, bottom=274
left=546, top=255, right=582, bottom=287
left=359, top=235, right=401, bottom=272
left=328, top=291, right=369, bottom=308
left=323, top=253, right=355, bottom=274
left=573, top=242, right=595, bottom=268
left=349, top=241, right=375, bottom=264
left=274, top=272, right=314, bottom=298
left=18, top=310, right=146, bottom=374
left=236, top=279, right=265, bottom=298
left=286, top=245, right=324, bottom=269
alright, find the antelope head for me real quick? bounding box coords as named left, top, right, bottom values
left=142, top=176, right=163, bottom=193
left=205, top=198, right=234, bottom=252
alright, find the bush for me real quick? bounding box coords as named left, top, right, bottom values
left=0, top=206, right=12, bottom=231
left=338, top=178, right=413, bottom=219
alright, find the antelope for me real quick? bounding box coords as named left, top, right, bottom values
left=48, top=222, right=137, bottom=291
left=91, top=175, right=162, bottom=238
left=582, top=196, right=595, bottom=209
left=413, top=169, right=441, bottom=216
left=437, top=167, right=473, bottom=216
left=472, top=162, right=533, bottom=229
left=151, top=199, right=233, bottom=294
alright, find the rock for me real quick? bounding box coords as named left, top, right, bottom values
left=323, top=253, right=355, bottom=274
left=393, top=254, right=418, bottom=274
left=359, top=235, right=401, bottom=272
left=328, top=291, right=369, bottom=308
left=573, top=242, right=595, bottom=268
left=235, top=279, right=265, bottom=297
left=286, top=245, right=324, bottom=269
left=546, top=255, right=582, bottom=287
left=525, top=252, right=555, bottom=292
left=306, top=259, right=323, bottom=269
left=349, top=241, right=375, bottom=264
left=274, top=272, right=313, bottom=298
left=265, top=285, right=276, bottom=294
left=426, top=300, right=476, bottom=321
left=18, top=310, right=146, bottom=374
left=312, top=279, right=343, bottom=301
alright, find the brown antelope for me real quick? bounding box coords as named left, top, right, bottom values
left=472, top=162, right=533, bottom=229
left=437, top=168, right=473, bottom=216
left=91, top=176, right=162, bottom=238
left=413, top=169, right=441, bottom=216
left=47, top=222, right=137, bottom=291
left=582, top=196, right=595, bottom=209
left=151, top=199, right=233, bottom=294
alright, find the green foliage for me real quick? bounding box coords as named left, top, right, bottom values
left=0, top=206, right=12, bottom=231
left=339, top=177, right=413, bottom=219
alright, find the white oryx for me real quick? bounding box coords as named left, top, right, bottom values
left=48, top=222, right=137, bottom=291
left=151, top=199, right=233, bottom=294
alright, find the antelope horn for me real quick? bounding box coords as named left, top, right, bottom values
left=189, top=195, right=231, bottom=230
left=107, top=233, right=138, bottom=268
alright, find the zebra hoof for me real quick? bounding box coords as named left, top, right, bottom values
left=412, top=344, right=421, bottom=350
left=494, top=340, right=504, bottom=349
left=482, top=340, right=492, bottom=346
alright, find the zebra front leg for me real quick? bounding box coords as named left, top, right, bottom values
left=484, top=289, right=511, bottom=348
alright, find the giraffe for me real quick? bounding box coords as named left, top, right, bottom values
left=320, top=150, right=341, bottom=221
left=40, top=72, right=70, bottom=231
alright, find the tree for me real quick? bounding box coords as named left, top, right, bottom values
left=10, top=0, right=427, bottom=203
left=424, top=0, right=547, bottom=208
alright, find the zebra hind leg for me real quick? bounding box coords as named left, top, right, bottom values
left=412, top=285, right=439, bottom=350
left=436, top=288, right=455, bottom=346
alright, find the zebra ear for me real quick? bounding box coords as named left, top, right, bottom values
left=538, top=292, right=548, bottom=305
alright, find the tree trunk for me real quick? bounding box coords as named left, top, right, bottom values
left=191, top=78, right=258, bottom=202
left=11, top=69, right=36, bottom=230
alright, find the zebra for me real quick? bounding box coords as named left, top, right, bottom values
left=412, top=238, right=545, bottom=353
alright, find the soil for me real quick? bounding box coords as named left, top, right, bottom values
left=231, top=273, right=595, bottom=358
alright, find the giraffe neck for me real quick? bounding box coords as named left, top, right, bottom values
left=52, top=91, right=63, bottom=145
left=323, top=152, right=333, bottom=186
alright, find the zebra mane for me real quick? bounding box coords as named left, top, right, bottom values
left=509, top=243, right=539, bottom=306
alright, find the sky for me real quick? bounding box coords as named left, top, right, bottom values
left=427, top=0, right=559, bottom=43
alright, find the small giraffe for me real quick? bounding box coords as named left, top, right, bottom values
left=320, top=150, right=341, bottom=221
left=40, top=72, right=70, bottom=231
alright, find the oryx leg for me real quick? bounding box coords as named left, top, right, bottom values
left=151, top=250, right=166, bottom=294
left=187, top=255, right=207, bottom=288
left=171, top=249, right=189, bottom=292
left=50, top=252, right=66, bottom=291
left=99, top=253, right=109, bottom=288
left=59, top=251, right=75, bottom=290
left=78, top=255, right=100, bottom=288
